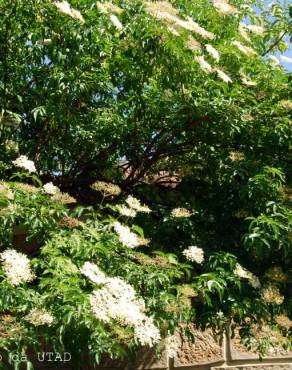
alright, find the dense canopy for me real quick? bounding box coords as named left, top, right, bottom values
left=0, top=0, right=292, bottom=367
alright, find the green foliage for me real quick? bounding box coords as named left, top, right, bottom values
left=0, top=0, right=292, bottom=366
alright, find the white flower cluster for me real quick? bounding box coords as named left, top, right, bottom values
left=231, top=41, right=256, bottom=57
left=182, top=246, right=204, bottom=264
left=110, top=14, right=123, bottom=30
left=54, top=1, right=85, bottom=23
left=234, top=263, right=261, bottom=289
left=96, top=1, right=123, bottom=14
left=116, top=204, right=137, bottom=218
left=241, top=73, right=257, bottom=87
left=80, top=262, right=107, bottom=285
left=195, top=56, right=213, bottom=74
left=81, top=262, right=161, bottom=347
left=213, top=0, right=238, bottom=16
left=25, top=308, right=54, bottom=326
left=97, top=2, right=124, bottom=30
left=113, top=221, right=140, bottom=248
left=146, top=4, right=214, bottom=40
left=245, top=24, right=265, bottom=36
left=0, top=249, right=35, bottom=286
left=12, top=155, right=36, bottom=173
left=215, top=68, right=233, bottom=83
left=43, top=182, right=60, bottom=195
left=0, top=183, right=14, bottom=200
left=171, top=207, right=192, bottom=218
left=112, top=222, right=150, bottom=248
left=91, top=181, right=121, bottom=196
left=125, top=195, right=151, bottom=213
left=206, top=44, right=220, bottom=62
left=262, top=285, right=284, bottom=305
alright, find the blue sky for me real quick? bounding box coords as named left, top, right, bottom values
left=263, top=0, right=292, bottom=72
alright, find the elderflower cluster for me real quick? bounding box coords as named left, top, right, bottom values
left=25, top=309, right=54, bottom=326
left=51, top=192, right=76, bottom=204
left=241, top=75, right=257, bottom=87
left=43, top=182, right=60, bottom=195
left=280, top=100, right=292, bottom=110
left=0, top=249, right=35, bottom=286
left=262, top=285, right=284, bottom=305
left=145, top=3, right=214, bottom=40
left=54, top=1, right=85, bottom=23
left=239, top=23, right=251, bottom=42
left=234, top=263, right=261, bottom=289
left=275, top=315, right=292, bottom=329
left=83, top=264, right=161, bottom=347
left=182, top=246, right=204, bottom=264
left=245, top=24, right=265, bottom=36
left=206, top=44, right=220, bottom=62
left=125, top=195, right=151, bottom=213
left=97, top=2, right=124, bottom=30
left=195, top=56, right=213, bottom=74
left=116, top=204, right=137, bottom=218
left=91, top=181, right=121, bottom=197
left=12, top=155, right=36, bottom=173
left=186, top=36, right=201, bottom=51
left=0, top=184, right=14, bottom=200
left=229, top=151, right=245, bottom=161
left=113, top=221, right=140, bottom=248
left=215, top=69, right=232, bottom=83
left=96, top=1, right=123, bottom=14
left=13, top=183, right=39, bottom=194
left=80, top=262, right=107, bottom=285
left=265, top=266, right=287, bottom=283
left=213, top=0, right=238, bottom=16
left=171, top=207, right=192, bottom=218
left=231, top=41, right=256, bottom=57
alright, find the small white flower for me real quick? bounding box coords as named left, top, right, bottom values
left=195, top=56, right=213, bottom=74
left=88, top=274, right=160, bottom=346
left=231, top=41, right=256, bottom=56
left=125, top=195, right=151, bottom=213
left=116, top=204, right=137, bottom=218
left=238, top=23, right=251, bottom=42
left=110, top=14, right=123, bottom=30
left=246, top=24, right=265, bottom=35
left=216, top=69, right=232, bottom=83
left=80, top=262, right=107, bottom=285
left=134, top=317, right=161, bottom=347
left=43, top=182, right=60, bottom=195
left=113, top=221, right=140, bottom=248
left=182, top=246, right=204, bottom=264
left=0, top=249, right=35, bottom=286
left=12, top=155, right=36, bottom=173
left=206, top=44, right=220, bottom=62
left=171, top=208, right=192, bottom=218
left=234, top=263, right=249, bottom=279
left=213, top=0, right=238, bottom=15
left=234, top=263, right=261, bottom=289
left=167, top=26, right=180, bottom=36
left=54, top=1, right=85, bottom=23
left=185, top=17, right=215, bottom=40
left=25, top=309, right=54, bottom=326
left=241, top=74, right=257, bottom=86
